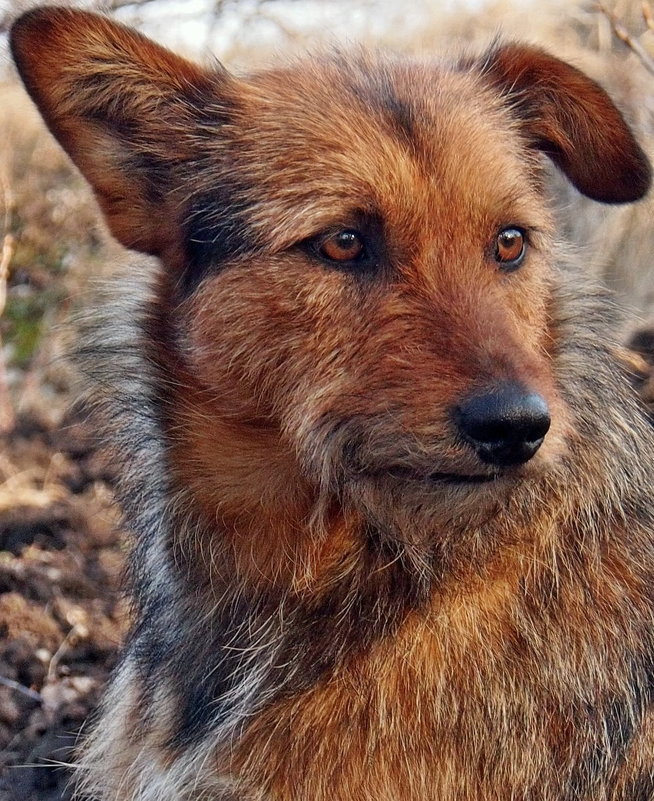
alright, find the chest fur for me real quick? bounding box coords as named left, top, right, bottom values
left=227, top=571, right=653, bottom=801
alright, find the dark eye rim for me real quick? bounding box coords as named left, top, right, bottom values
left=494, top=226, right=528, bottom=272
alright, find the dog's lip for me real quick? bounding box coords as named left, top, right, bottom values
left=355, top=465, right=502, bottom=484
left=425, top=471, right=500, bottom=484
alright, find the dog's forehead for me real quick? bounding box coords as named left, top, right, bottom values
left=227, top=56, right=546, bottom=248
left=244, top=55, right=512, bottom=158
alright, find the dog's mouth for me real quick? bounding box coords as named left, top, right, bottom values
left=424, top=471, right=500, bottom=484
left=355, top=465, right=502, bottom=485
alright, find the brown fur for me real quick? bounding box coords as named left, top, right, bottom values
left=10, top=7, right=654, bottom=800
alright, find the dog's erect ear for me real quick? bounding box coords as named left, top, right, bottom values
left=479, top=44, right=651, bottom=204
left=10, top=7, right=229, bottom=255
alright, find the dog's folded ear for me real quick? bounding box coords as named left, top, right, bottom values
left=478, top=43, right=651, bottom=204
left=10, top=6, right=232, bottom=255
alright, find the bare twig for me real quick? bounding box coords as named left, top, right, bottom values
left=0, top=234, right=15, bottom=435
left=253, top=8, right=302, bottom=41
left=0, top=675, right=43, bottom=703
left=0, top=147, right=15, bottom=433
left=46, top=628, right=74, bottom=683
left=0, top=235, right=13, bottom=315
left=47, top=617, right=89, bottom=682
left=101, top=0, right=163, bottom=10
left=598, top=3, right=654, bottom=76
left=643, top=2, right=654, bottom=31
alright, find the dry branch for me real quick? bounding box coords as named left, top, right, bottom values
left=598, top=2, right=654, bottom=76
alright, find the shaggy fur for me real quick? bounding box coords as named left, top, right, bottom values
left=10, top=7, right=654, bottom=800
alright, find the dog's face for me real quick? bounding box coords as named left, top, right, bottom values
left=11, top=9, right=651, bottom=536
left=179, top=60, right=562, bottom=519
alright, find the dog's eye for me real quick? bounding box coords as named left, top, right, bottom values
left=317, top=230, right=366, bottom=263
left=495, top=228, right=526, bottom=270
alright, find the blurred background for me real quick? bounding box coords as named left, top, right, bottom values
left=0, top=1, right=653, bottom=799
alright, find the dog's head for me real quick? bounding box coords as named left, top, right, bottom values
left=11, top=8, right=651, bottom=537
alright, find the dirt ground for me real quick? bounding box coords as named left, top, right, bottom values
left=0, top=410, right=126, bottom=801
left=0, top=68, right=127, bottom=800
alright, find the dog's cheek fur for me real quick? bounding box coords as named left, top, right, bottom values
left=177, top=238, right=564, bottom=502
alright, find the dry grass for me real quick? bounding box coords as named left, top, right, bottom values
left=0, top=84, right=100, bottom=420
left=0, top=81, right=116, bottom=517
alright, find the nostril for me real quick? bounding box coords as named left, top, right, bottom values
left=454, top=384, right=551, bottom=466
left=461, top=399, right=550, bottom=445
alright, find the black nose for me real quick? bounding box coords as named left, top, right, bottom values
left=454, top=383, right=551, bottom=467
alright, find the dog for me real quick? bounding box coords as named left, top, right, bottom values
left=10, top=6, right=654, bottom=799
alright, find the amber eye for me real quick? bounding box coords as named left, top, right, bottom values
left=495, top=227, right=526, bottom=270
left=318, top=230, right=366, bottom=263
